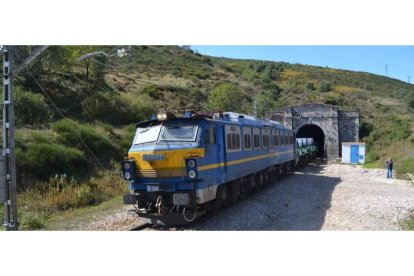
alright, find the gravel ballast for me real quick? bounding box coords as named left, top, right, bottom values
left=79, top=161, right=414, bottom=231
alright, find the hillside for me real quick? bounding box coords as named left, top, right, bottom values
left=1, top=45, right=414, bottom=229
left=4, top=45, right=414, bottom=176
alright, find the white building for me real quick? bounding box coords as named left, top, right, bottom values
left=341, top=142, right=365, bottom=164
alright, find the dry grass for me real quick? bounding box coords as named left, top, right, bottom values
left=16, top=168, right=128, bottom=230
left=281, top=70, right=306, bottom=79
left=333, top=85, right=358, bottom=93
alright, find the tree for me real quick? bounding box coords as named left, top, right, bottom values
left=207, top=83, right=249, bottom=113
left=14, top=86, right=51, bottom=127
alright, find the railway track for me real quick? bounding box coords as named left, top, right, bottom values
left=129, top=182, right=279, bottom=231
left=129, top=160, right=326, bottom=231
left=130, top=213, right=211, bottom=231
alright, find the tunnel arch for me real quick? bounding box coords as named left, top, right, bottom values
left=296, top=124, right=325, bottom=157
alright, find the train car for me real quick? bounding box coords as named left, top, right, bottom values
left=121, top=110, right=296, bottom=225
left=295, top=137, right=318, bottom=167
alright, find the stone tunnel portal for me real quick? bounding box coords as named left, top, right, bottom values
left=296, top=124, right=325, bottom=157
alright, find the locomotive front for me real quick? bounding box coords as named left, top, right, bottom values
left=121, top=112, right=208, bottom=225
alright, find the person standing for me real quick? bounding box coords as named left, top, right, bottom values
left=385, top=157, right=393, bottom=179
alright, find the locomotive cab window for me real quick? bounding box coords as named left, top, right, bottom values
left=133, top=124, right=162, bottom=145
left=160, top=123, right=199, bottom=142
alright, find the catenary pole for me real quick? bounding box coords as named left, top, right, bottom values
left=1, top=46, right=18, bottom=230
left=1, top=45, right=49, bottom=230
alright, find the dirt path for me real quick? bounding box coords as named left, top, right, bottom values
left=191, top=161, right=414, bottom=230
left=71, top=161, right=414, bottom=231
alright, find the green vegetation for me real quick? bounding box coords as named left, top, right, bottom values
left=400, top=212, right=414, bottom=230
left=207, top=83, right=251, bottom=112
left=2, top=45, right=414, bottom=230
left=14, top=86, right=52, bottom=128
left=17, top=169, right=127, bottom=230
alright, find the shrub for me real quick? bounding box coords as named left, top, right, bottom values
left=398, top=157, right=414, bottom=176
left=14, top=86, right=51, bottom=127
left=363, top=83, right=374, bottom=91
left=81, top=93, right=138, bottom=125
left=365, top=151, right=380, bottom=163
left=319, top=81, right=332, bottom=92
left=74, top=185, right=98, bottom=207
left=305, top=82, right=315, bottom=90
left=405, top=93, right=414, bottom=109
left=324, top=95, right=340, bottom=105
left=19, top=211, right=46, bottom=230
left=140, top=84, right=164, bottom=99
left=53, top=119, right=119, bottom=164
left=17, top=143, right=88, bottom=181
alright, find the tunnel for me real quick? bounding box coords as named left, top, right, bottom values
left=296, top=124, right=325, bottom=157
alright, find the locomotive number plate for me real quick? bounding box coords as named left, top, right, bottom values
left=143, top=154, right=165, bottom=161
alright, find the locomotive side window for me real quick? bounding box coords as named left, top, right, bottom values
left=285, top=131, right=289, bottom=145
left=226, top=133, right=232, bottom=149
left=279, top=130, right=283, bottom=146
left=284, top=131, right=287, bottom=145
left=253, top=128, right=261, bottom=149
left=262, top=128, right=270, bottom=148
left=270, top=130, right=274, bottom=148
left=225, top=125, right=241, bottom=152
left=243, top=127, right=252, bottom=150
left=231, top=133, right=237, bottom=149
left=273, top=130, right=279, bottom=146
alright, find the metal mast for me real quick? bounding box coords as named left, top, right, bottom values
left=1, top=45, right=49, bottom=230
left=1, top=46, right=18, bottom=230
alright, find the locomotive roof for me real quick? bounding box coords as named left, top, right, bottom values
left=137, top=112, right=291, bottom=130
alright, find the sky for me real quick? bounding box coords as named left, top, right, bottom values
left=191, top=46, right=414, bottom=83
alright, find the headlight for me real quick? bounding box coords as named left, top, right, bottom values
left=124, top=172, right=131, bottom=180
left=121, top=159, right=137, bottom=181
left=123, top=162, right=131, bottom=170
left=188, top=170, right=196, bottom=179
left=187, top=160, right=196, bottom=168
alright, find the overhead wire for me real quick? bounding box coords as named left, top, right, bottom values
left=13, top=47, right=107, bottom=169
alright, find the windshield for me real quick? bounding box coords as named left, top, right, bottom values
left=133, top=125, right=161, bottom=145
left=160, top=124, right=199, bottom=141
left=133, top=123, right=199, bottom=144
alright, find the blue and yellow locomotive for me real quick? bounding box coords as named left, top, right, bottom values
left=121, top=110, right=298, bottom=225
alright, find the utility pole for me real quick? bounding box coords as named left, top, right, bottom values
left=385, top=64, right=388, bottom=77
left=1, top=45, right=49, bottom=230
left=408, top=75, right=410, bottom=84
left=1, top=46, right=18, bottom=230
